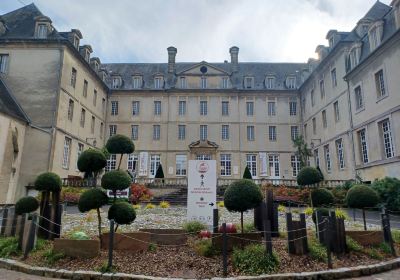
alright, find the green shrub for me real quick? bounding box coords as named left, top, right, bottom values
left=105, top=134, right=135, bottom=155
left=365, top=247, right=383, bottom=260
left=0, top=237, right=20, bottom=258
left=193, top=239, right=217, bottom=257
left=311, top=208, right=330, bottom=224
left=70, top=231, right=90, bottom=240
left=182, top=221, right=207, bottom=234
left=243, top=166, right=253, bottom=179
left=77, top=148, right=107, bottom=176
left=311, top=188, right=334, bottom=207
left=78, top=188, right=108, bottom=212
left=15, top=196, right=39, bottom=215
left=232, top=244, right=279, bottom=275
left=345, top=184, right=379, bottom=209
left=297, top=167, right=322, bottom=186
left=392, top=230, right=400, bottom=243
left=108, top=202, right=136, bottom=225
left=42, top=249, right=65, bottom=265
left=346, top=236, right=363, bottom=252
left=236, top=222, right=257, bottom=233
left=34, top=172, right=62, bottom=192
left=148, top=243, right=157, bottom=252
left=379, top=242, right=392, bottom=254
left=155, top=164, right=165, bottom=179
left=101, top=170, right=131, bottom=193
left=308, top=238, right=327, bottom=262
left=372, top=177, right=400, bottom=211
left=98, top=262, right=116, bottom=273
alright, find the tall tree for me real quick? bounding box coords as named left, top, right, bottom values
left=293, top=135, right=312, bottom=169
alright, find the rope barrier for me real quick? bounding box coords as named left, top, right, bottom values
left=33, top=222, right=60, bottom=236
left=37, top=214, right=62, bottom=227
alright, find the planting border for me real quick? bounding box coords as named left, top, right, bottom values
left=0, top=257, right=400, bottom=280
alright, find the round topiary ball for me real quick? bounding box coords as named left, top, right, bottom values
left=34, top=172, right=62, bottom=192
left=77, top=149, right=107, bottom=174
left=101, top=170, right=131, bottom=192
left=311, top=208, right=330, bottom=224
left=105, top=134, right=135, bottom=155
left=15, top=196, right=39, bottom=215
left=224, top=179, right=263, bottom=213
left=345, top=184, right=379, bottom=209
left=311, top=188, right=334, bottom=207
left=108, top=202, right=136, bottom=225
left=78, top=188, right=108, bottom=212
left=297, top=167, right=323, bottom=186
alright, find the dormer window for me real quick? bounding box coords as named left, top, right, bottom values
left=329, top=37, right=334, bottom=48
left=37, top=24, right=48, bottom=38
left=201, top=77, right=207, bottom=89
left=154, top=76, right=164, bottom=89
left=349, top=45, right=361, bottom=70
left=34, top=16, right=52, bottom=39
left=132, top=76, right=142, bottom=89
left=73, top=35, right=80, bottom=49
left=286, top=76, right=296, bottom=89
left=222, top=77, right=229, bottom=89
left=265, top=76, right=275, bottom=89
left=93, top=61, right=99, bottom=71
left=84, top=50, right=90, bottom=62
left=112, top=76, right=122, bottom=89
left=244, top=77, right=254, bottom=89
left=180, top=77, right=187, bottom=89
left=368, top=21, right=384, bottom=51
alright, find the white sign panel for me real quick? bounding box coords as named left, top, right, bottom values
left=107, top=188, right=129, bottom=198
left=259, top=152, right=268, bottom=176
left=187, top=160, right=217, bottom=228
left=138, top=152, right=148, bottom=176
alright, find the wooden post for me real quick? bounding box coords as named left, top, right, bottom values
left=17, top=214, right=27, bottom=250
left=315, top=209, right=320, bottom=240
left=213, top=208, right=219, bottom=234
left=108, top=219, right=115, bottom=269
left=11, top=208, right=17, bottom=236
left=272, top=203, right=279, bottom=237
left=300, top=213, right=308, bottom=253
left=0, top=208, right=8, bottom=236
left=222, top=223, right=228, bottom=277
left=324, top=218, right=332, bottom=269
left=362, top=208, right=367, bottom=231
left=353, top=208, right=356, bottom=222
left=24, top=214, right=38, bottom=259
left=254, top=202, right=264, bottom=231
left=286, top=212, right=294, bottom=254
left=381, top=214, right=396, bottom=257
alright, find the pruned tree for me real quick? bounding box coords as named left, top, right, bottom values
left=243, top=166, right=253, bottom=179
left=101, top=170, right=131, bottom=202
left=293, top=135, right=312, bottom=169
left=105, top=134, right=134, bottom=170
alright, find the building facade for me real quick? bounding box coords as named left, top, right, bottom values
left=0, top=1, right=399, bottom=202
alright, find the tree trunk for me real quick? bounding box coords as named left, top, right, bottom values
left=241, top=212, right=244, bottom=234
left=115, top=224, right=119, bottom=232
left=97, top=208, right=102, bottom=246
left=118, top=154, right=123, bottom=170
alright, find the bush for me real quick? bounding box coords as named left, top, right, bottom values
left=243, top=166, right=253, bottom=179
left=183, top=221, right=207, bottom=234
left=145, top=203, right=155, bottom=209
left=78, top=188, right=108, bottom=212
left=393, top=230, right=400, bottom=243
left=77, top=148, right=107, bottom=175
left=308, top=238, right=327, bottom=262
left=108, top=202, right=136, bottom=225
left=34, top=172, right=62, bottom=192
left=232, top=244, right=279, bottom=275
left=155, top=164, right=164, bottom=179
left=61, top=187, right=85, bottom=204
left=311, top=208, right=330, bottom=224
left=159, top=201, right=170, bottom=208
left=236, top=222, right=256, bottom=233
left=0, top=237, right=19, bottom=258
left=346, top=236, right=363, bottom=252
left=42, top=249, right=65, bottom=265
left=193, top=239, right=217, bottom=257
left=105, top=134, right=135, bottom=155
left=271, top=185, right=310, bottom=204
left=297, top=167, right=322, bottom=186
left=345, top=184, right=379, bottom=209
left=101, top=170, right=131, bottom=193
left=372, top=177, right=400, bottom=211
left=311, top=188, right=334, bottom=207
left=15, top=196, right=39, bottom=215
left=129, top=183, right=153, bottom=204
left=335, top=208, right=349, bottom=220
left=70, top=231, right=90, bottom=240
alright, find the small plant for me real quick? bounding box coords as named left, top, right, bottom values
left=311, top=188, right=334, bottom=207
left=365, top=247, right=383, bottom=260
left=193, top=239, right=217, bottom=257
left=183, top=221, right=207, bottom=234
left=346, top=236, right=363, bottom=252
left=379, top=242, right=392, bottom=254
left=148, top=243, right=157, bottom=252
left=308, top=238, right=327, bottom=262
left=217, top=201, right=224, bottom=208
left=42, top=249, right=65, bottom=265
left=133, top=204, right=141, bottom=210
left=98, top=262, right=117, bottom=273
left=159, top=201, right=170, bottom=208
left=278, top=204, right=286, bottom=213
left=70, top=231, right=90, bottom=240
left=145, top=203, right=155, bottom=209
left=129, top=183, right=153, bottom=204
left=34, top=238, right=51, bottom=252
left=106, top=134, right=135, bottom=170
left=236, top=222, right=256, bottom=233
left=304, top=207, right=313, bottom=216
left=392, top=230, right=400, bottom=243
left=0, top=237, right=20, bottom=258
left=335, top=208, right=349, bottom=220
left=232, top=244, right=279, bottom=275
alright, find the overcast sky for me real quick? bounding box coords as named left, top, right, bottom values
left=0, top=0, right=392, bottom=63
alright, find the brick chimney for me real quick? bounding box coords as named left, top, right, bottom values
left=167, top=46, right=177, bottom=73
left=229, top=46, right=239, bottom=72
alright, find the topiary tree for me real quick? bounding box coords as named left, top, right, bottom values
left=243, top=166, right=253, bottom=179
left=105, top=134, right=135, bottom=170
left=155, top=164, right=165, bottom=183
left=224, top=179, right=263, bottom=233
left=311, top=188, right=334, bottom=207
left=297, top=167, right=323, bottom=186
left=15, top=196, right=39, bottom=215
left=34, top=172, right=62, bottom=192
left=101, top=170, right=131, bottom=202
left=78, top=188, right=108, bottom=240
left=345, top=184, right=379, bottom=209
left=108, top=202, right=136, bottom=231
left=77, top=148, right=107, bottom=179
left=316, top=166, right=324, bottom=181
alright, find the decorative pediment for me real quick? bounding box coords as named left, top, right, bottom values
left=177, top=61, right=229, bottom=76
left=189, top=140, right=219, bottom=149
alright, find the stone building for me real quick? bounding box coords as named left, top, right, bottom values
left=0, top=1, right=399, bottom=202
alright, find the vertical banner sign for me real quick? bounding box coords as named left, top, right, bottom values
left=259, top=152, right=268, bottom=176
left=138, top=152, right=148, bottom=176
left=187, top=160, right=217, bottom=228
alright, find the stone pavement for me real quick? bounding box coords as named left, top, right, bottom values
left=345, top=268, right=400, bottom=279
left=0, top=268, right=62, bottom=280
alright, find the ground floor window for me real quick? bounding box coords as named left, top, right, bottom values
left=127, top=154, right=138, bottom=174
left=62, top=137, right=72, bottom=169
left=291, top=155, right=300, bottom=177
left=269, top=155, right=280, bottom=177
left=246, top=154, right=257, bottom=177
left=335, top=139, right=345, bottom=169
left=150, top=154, right=161, bottom=177
left=324, top=145, right=331, bottom=173
left=106, top=154, right=116, bottom=172
left=314, top=149, right=320, bottom=167
left=220, top=154, right=231, bottom=176
left=176, top=155, right=187, bottom=176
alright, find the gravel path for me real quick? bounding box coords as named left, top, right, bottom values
left=0, top=268, right=62, bottom=280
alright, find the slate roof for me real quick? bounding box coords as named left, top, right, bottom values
left=0, top=78, right=29, bottom=122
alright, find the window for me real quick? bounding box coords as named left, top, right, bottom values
left=67, top=99, right=74, bottom=121
left=358, top=129, right=369, bottom=163
left=200, top=101, right=208, bottom=115
left=110, top=101, right=119, bottom=116
left=311, top=89, right=315, bottom=107
left=37, top=24, right=48, bottom=38
left=269, top=126, right=277, bottom=141
left=268, top=102, right=276, bottom=116
left=291, top=155, right=300, bottom=176
left=320, top=79, right=325, bottom=98
left=196, top=154, right=211, bottom=160
left=100, top=122, right=104, bottom=139
left=102, top=98, right=106, bottom=113
left=220, top=154, right=231, bottom=176
left=132, top=101, right=140, bottom=116
left=286, top=77, right=296, bottom=89
left=312, top=118, right=316, bottom=135
left=333, top=101, right=340, bottom=122
left=304, top=124, right=308, bottom=140
left=153, top=125, right=160, bottom=140
left=154, top=101, right=161, bottom=115
left=269, top=155, right=280, bottom=177
left=246, top=102, right=254, bottom=116
left=150, top=155, right=161, bottom=177
left=324, top=145, right=331, bottom=172
left=154, top=76, right=163, bottom=89
left=369, top=27, right=379, bottom=50
left=244, top=77, right=253, bottom=89
left=83, top=80, right=88, bottom=97
left=336, top=139, right=345, bottom=169
left=178, top=125, right=186, bottom=140
left=180, top=77, right=187, bottom=88
left=71, top=68, right=77, bottom=88
left=314, top=149, right=320, bottom=167
left=247, top=126, right=255, bottom=141
left=91, top=116, right=95, bottom=133
left=112, top=77, right=121, bottom=89
left=131, top=125, right=139, bottom=140
left=93, top=90, right=97, bottom=106
left=201, top=77, right=207, bottom=89
left=331, top=68, right=337, bottom=87
left=0, top=54, right=9, bottom=73
left=109, top=125, right=117, bottom=136
left=349, top=48, right=359, bottom=69
left=322, top=110, right=327, bottom=128
left=221, top=125, right=229, bottom=140
left=354, top=86, right=364, bottom=110
left=77, top=143, right=84, bottom=169
left=289, top=102, right=297, bottom=116
left=291, top=126, right=298, bottom=140
left=178, top=100, right=186, bottom=116
left=265, top=76, right=275, bottom=89
left=375, top=70, right=386, bottom=98
left=80, top=109, right=86, bottom=127
left=221, top=101, right=229, bottom=116
left=62, top=137, right=72, bottom=169
left=246, top=154, right=257, bottom=177
left=106, top=154, right=117, bottom=172
left=380, top=119, right=394, bottom=159
left=127, top=154, right=138, bottom=174
left=222, top=77, right=228, bottom=89
left=133, top=76, right=142, bottom=89
left=200, top=125, right=208, bottom=141
left=176, top=155, right=187, bottom=176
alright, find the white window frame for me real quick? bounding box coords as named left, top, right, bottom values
left=324, top=144, right=331, bottom=173
left=80, top=109, right=86, bottom=127
left=109, top=125, right=117, bottom=137
left=201, top=77, right=207, bottom=89
left=247, top=126, right=255, bottom=141
left=286, top=77, right=296, bottom=89
left=358, top=128, right=369, bottom=164
left=178, top=125, right=186, bottom=140
left=200, top=100, right=208, bottom=116
left=244, top=77, right=254, bottom=89
left=62, top=137, right=72, bottom=169
left=67, top=99, right=74, bottom=121
left=200, top=125, right=208, bottom=141
left=354, top=85, right=364, bottom=111
left=336, top=138, right=345, bottom=169
left=71, top=68, right=77, bottom=88
left=180, top=77, right=187, bottom=89
left=291, top=155, right=300, bottom=177
left=269, top=155, right=280, bottom=177
left=132, top=101, right=140, bottom=116
left=131, top=125, right=139, bottom=140
left=265, top=76, right=275, bottom=89
left=132, top=76, right=142, bottom=89
left=37, top=24, right=48, bottom=38
left=222, top=77, right=229, bottom=89
left=154, top=76, right=163, bottom=89
left=154, top=101, right=162, bottom=115
left=320, top=79, right=325, bottom=99
left=220, top=154, right=231, bottom=176
left=150, top=155, right=161, bottom=177
left=127, top=154, right=138, bottom=174
left=375, top=69, right=387, bottom=99
left=0, top=54, right=9, bottom=73
left=289, top=102, right=297, bottom=116
left=246, top=154, right=257, bottom=177
left=106, top=154, right=117, bottom=172
left=333, top=101, right=340, bottom=122
left=112, top=76, right=121, bottom=89
left=153, top=125, right=160, bottom=140
left=176, top=155, right=187, bottom=176
left=291, top=126, right=298, bottom=141
left=246, top=101, right=254, bottom=116
left=314, top=149, right=320, bottom=167
left=178, top=100, right=186, bottom=116
left=380, top=118, right=395, bottom=159
left=269, top=126, right=277, bottom=141
left=111, top=101, right=118, bottom=116
left=221, top=125, right=229, bottom=140
left=221, top=101, right=229, bottom=116
left=268, top=102, right=276, bottom=116
left=331, top=68, right=337, bottom=87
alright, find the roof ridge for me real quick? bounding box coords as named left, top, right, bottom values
left=1, top=3, right=43, bottom=17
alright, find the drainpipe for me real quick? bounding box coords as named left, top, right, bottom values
left=344, top=77, right=357, bottom=181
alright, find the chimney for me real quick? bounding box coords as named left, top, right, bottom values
left=167, top=46, right=177, bottom=73
left=0, top=17, right=6, bottom=36
left=229, top=46, right=239, bottom=72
